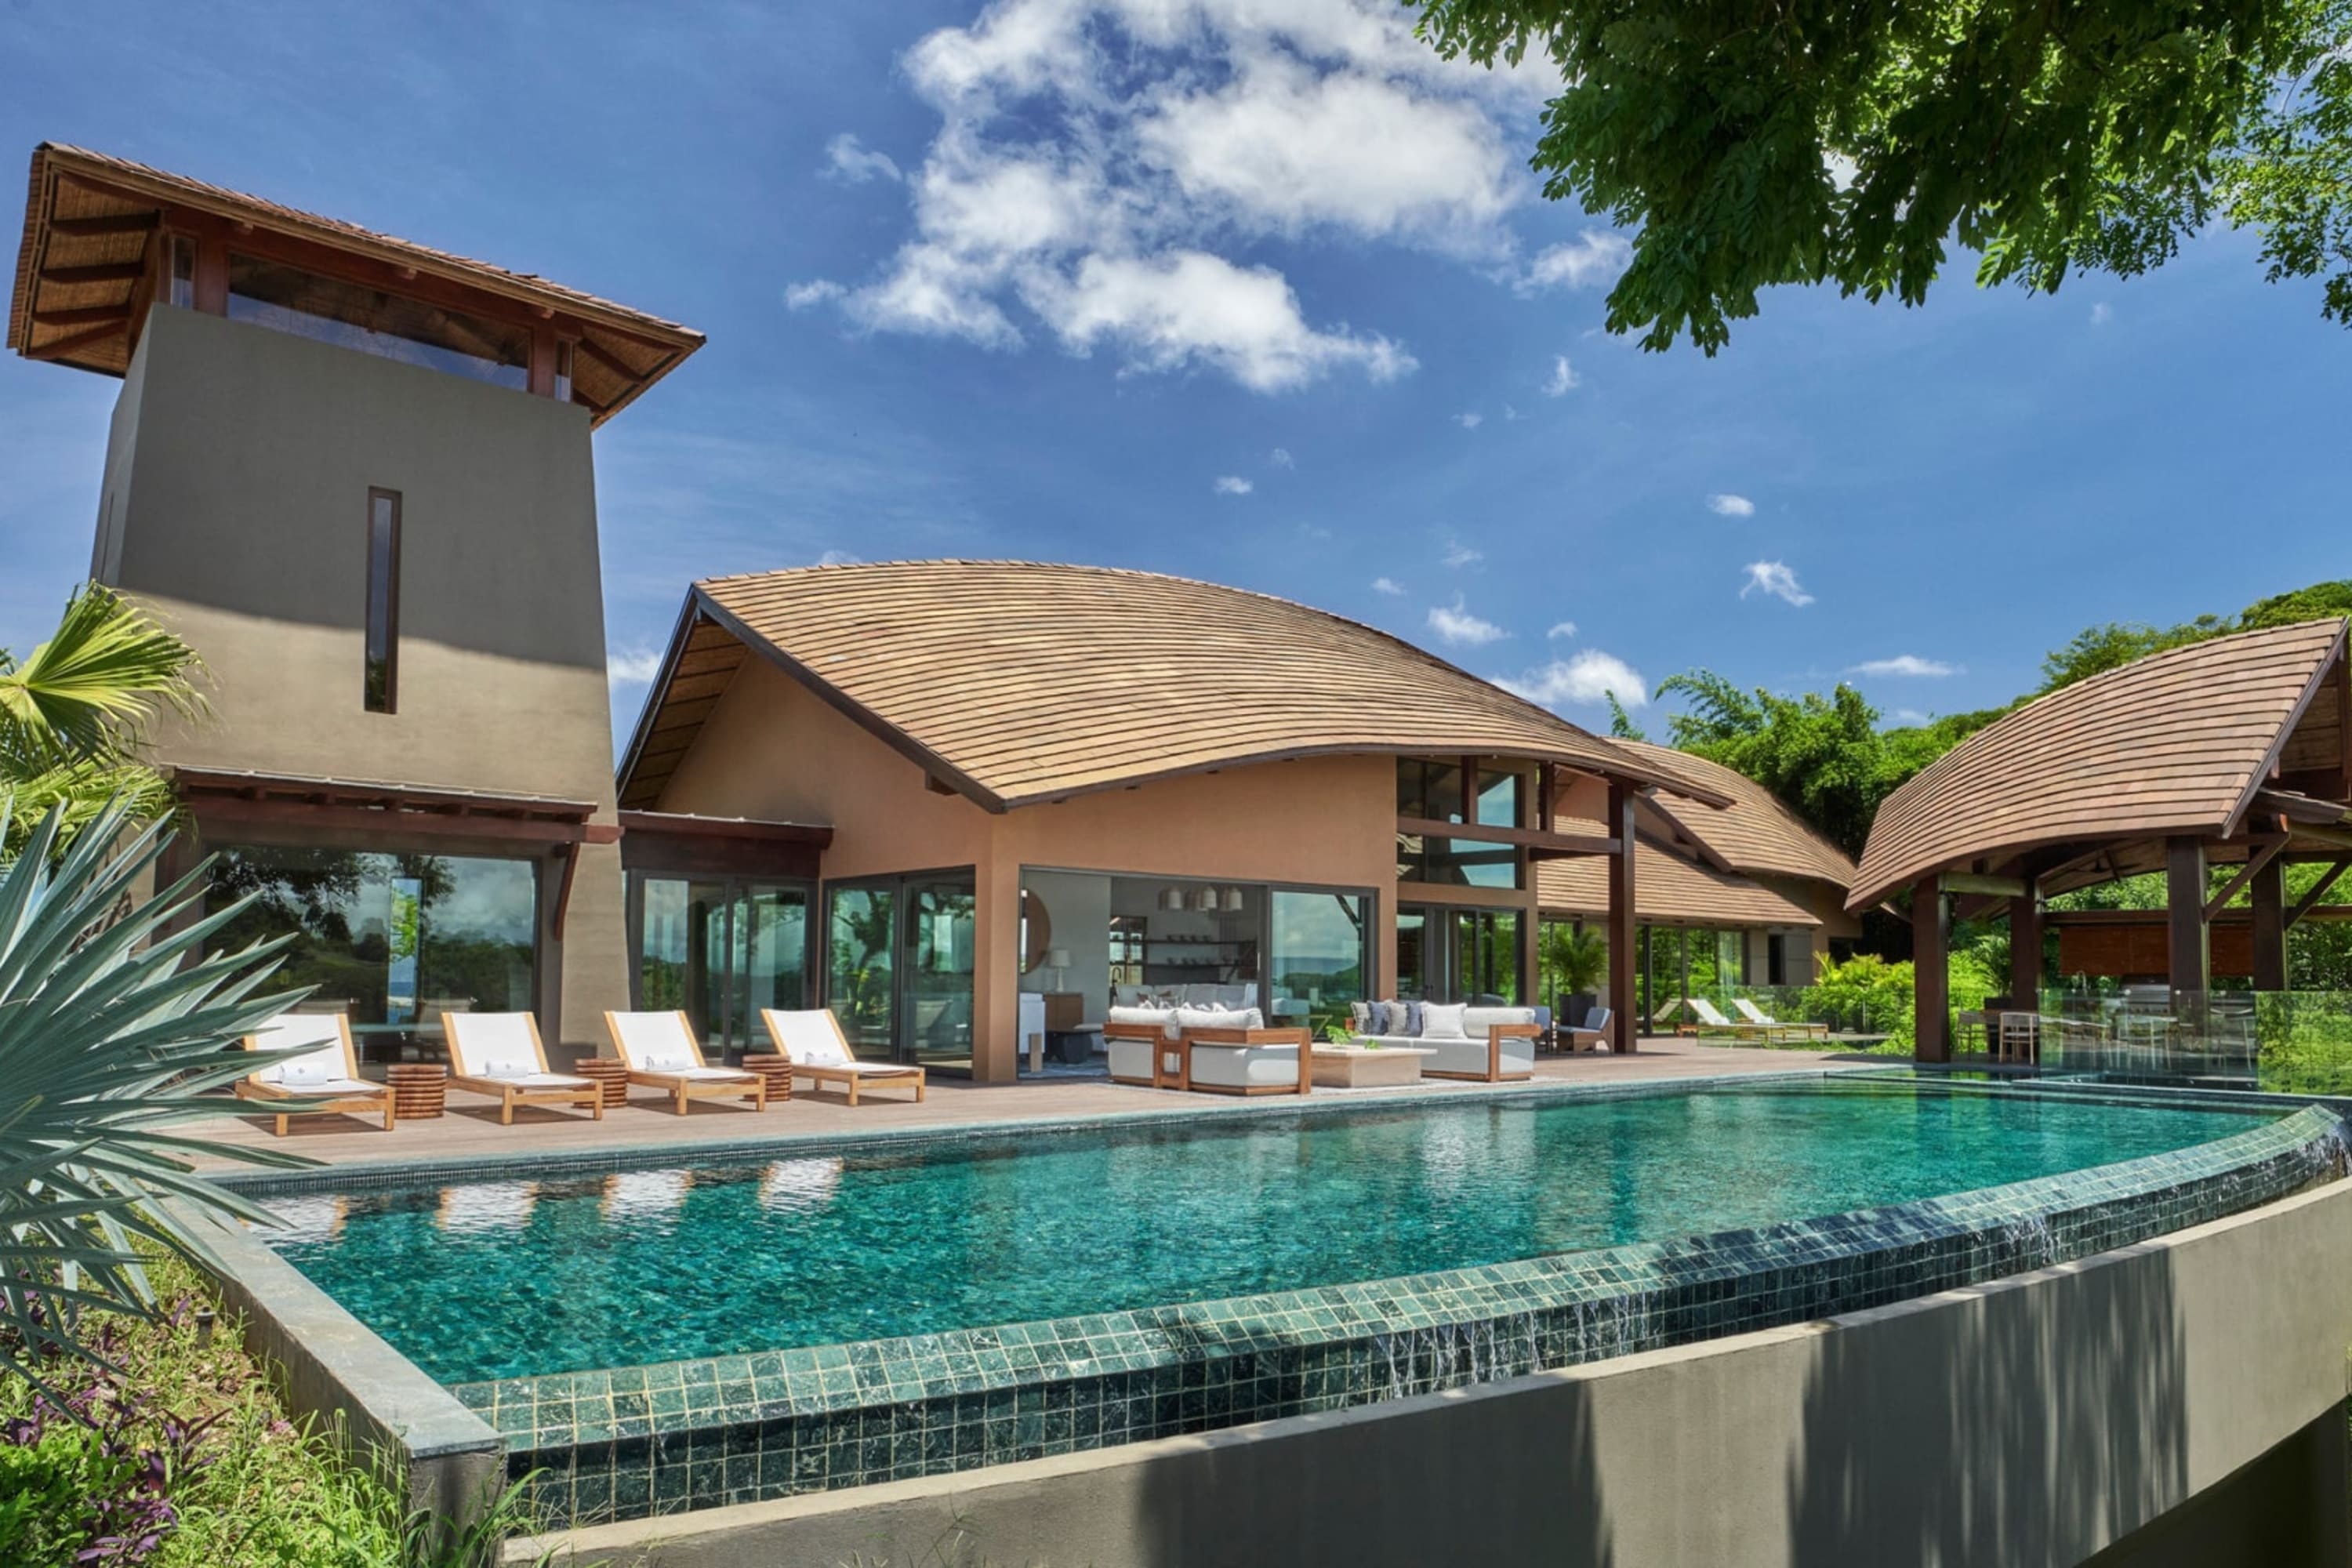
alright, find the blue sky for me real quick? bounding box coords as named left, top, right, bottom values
left=3, top=1, right=2347, bottom=757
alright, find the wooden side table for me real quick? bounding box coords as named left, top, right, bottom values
left=573, top=1057, right=632, bottom=1110
left=739, top=1053, right=796, bottom=1106
left=385, top=1063, right=447, bottom=1120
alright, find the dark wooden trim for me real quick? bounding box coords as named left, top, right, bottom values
left=1396, top=815, right=1619, bottom=857
left=2224, top=627, right=2350, bottom=838
left=2165, top=837, right=2209, bottom=996
left=38, top=261, right=144, bottom=285
left=31, top=304, right=132, bottom=327
left=2204, top=836, right=2291, bottom=921
left=182, top=797, right=593, bottom=845
left=1913, top=876, right=1949, bottom=1063
left=617, top=810, right=829, bottom=844
left=2290, top=858, right=2352, bottom=928
left=2009, top=892, right=2042, bottom=1011
left=2251, top=855, right=2288, bottom=990
left=1943, top=872, right=2027, bottom=898
left=49, top=211, right=162, bottom=238
left=2249, top=788, right=2351, bottom=826
left=27, top=320, right=128, bottom=361
left=1606, top=781, right=1638, bottom=1054
left=550, top=844, right=580, bottom=941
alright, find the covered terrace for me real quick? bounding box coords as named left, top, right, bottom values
left=1850, top=619, right=2352, bottom=1062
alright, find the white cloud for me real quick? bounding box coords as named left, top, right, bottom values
left=1740, top=560, right=1814, bottom=607
left=1706, top=492, right=1755, bottom=517
left=1427, top=597, right=1509, bottom=647
left=1501, top=402, right=1524, bottom=420
left=1269, top=447, right=1294, bottom=468
left=1847, top=655, right=1959, bottom=677
left=2089, top=301, right=2113, bottom=326
left=1890, top=708, right=1933, bottom=726
left=1517, top=230, right=1632, bottom=293
left=785, top=280, right=846, bottom=310
left=607, top=648, right=664, bottom=687
left=1546, top=620, right=1577, bottom=640
left=1441, top=539, right=1483, bottom=568
left=1494, top=649, right=1648, bottom=708
left=823, top=132, right=903, bottom=184
left=1371, top=576, right=1406, bottom=596
left=1541, top=354, right=1578, bottom=397
left=1453, top=411, right=1483, bottom=430
left=1213, top=474, right=1254, bottom=495
left=818, top=548, right=865, bottom=565
left=803, top=0, right=1561, bottom=393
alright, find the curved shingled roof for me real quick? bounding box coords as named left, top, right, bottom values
left=1849, top=619, right=2350, bottom=911
left=1617, top=740, right=1856, bottom=890
left=622, top=561, right=1729, bottom=813
left=1537, top=840, right=1820, bottom=928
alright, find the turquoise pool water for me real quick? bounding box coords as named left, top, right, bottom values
left=267, top=1084, right=2268, bottom=1385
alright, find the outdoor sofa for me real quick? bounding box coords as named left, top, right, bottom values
left=1103, top=1004, right=1312, bottom=1095
left=1348, top=1002, right=1541, bottom=1082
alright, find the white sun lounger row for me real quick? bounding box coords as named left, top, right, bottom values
left=237, top=1007, right=923, bottom=1134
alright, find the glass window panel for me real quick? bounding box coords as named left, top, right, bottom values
left=227, top=255, right=531, bottom=389
left=364, top=489, right=399, bottom=713
left=205, top=847, right=537, bottom=1051
left=739, top=885, right=811, bottom=1018
left=826, top=884, right=897, bottom=1053
left=1270, top=891, right=1367, bottom=1039
left=907, top=880, right=976, bottom=1068
left=1396, top=909, right=1431, bottom=1000
left=1475, top=769, right=1520, bottom=829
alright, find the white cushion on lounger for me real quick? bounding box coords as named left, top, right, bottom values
left=608, top=1011, right=704, bottom=1072
left=250, top=1014, right=347, bottom=1087
left=284, top=1076, right=377, bottom=1096
left=818, top=1062, right=919, bottom=1076
left=449, top=1014, right=543, bottom=1078
left=666, top=1065, right=754, bottom=1082
left=495, top=1072, right=592, bottom=1089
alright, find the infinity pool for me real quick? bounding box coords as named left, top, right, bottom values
left=267, top=1083, right=2269, bottom=1385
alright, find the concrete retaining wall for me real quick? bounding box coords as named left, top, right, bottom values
left=509, top=1176, right=2352, bottom=1567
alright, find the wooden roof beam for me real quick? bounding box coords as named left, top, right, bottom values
left=28, top=320, right=129, bottom=361
left=2205, top=835, right=2291, bottom=921
left=2289, top=858, right=2352, bottom=928
left=33, top=304, right=133, bottom=327
left=49, top=211, right=160, bottom=238
left=38, top=260, right=143, bottom=285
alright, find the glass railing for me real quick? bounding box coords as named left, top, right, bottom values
left=2017, top=989, right=2352, bottom=1094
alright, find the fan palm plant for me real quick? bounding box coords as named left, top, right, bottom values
left=0, top=796, right=308, bottom=1403
left=0, top=584, right=204, bottom=858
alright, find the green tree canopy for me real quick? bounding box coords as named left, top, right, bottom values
left=1412, top=0, right=2352, bottom=350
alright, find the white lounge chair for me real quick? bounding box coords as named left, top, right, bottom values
left=760, top=1009, right=926, bottom=1105
left=1732, top=997, right=1828, bottom=1041
left=1685, top=998, right=1771, bottom=1041
left=235, top=1013, right=395, bottom=1136
left=604, top=1010, right=770, bottom=1116
left=441, top=1012, right=603, bottom=1124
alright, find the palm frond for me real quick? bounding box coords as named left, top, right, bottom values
left=0, top=795, right=315, bottom=1395
left=0, top=583, right=205, bottom=772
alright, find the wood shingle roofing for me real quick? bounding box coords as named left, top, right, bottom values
left=9, top=143, right=702, bottom=423
left=1537, top=837, right=1820, bottom=928
left=1849, top=619, right=2350, bottom=911
left=1617, top=740, right=1857, bottom=891
left=622, top=561, right=1731, bottom=812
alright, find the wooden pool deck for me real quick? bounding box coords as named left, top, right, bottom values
left=185, top=1036, right=1885, bottom=1173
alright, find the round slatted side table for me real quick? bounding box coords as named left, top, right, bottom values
left=385, top=1063, right=447, bottom=1120
left=739, top=1053, right=796, bottom=1107
left=574, top=1057, right=631, bottom=1110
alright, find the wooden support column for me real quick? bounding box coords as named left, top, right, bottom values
left=1606, top=779, right=1638, bottom=1054
left=1913, top=875, right=1949, bottom=1063
left=2165, top=837, right=2210, bottom=1010
left=2250, top=853, right=2288, bottom=992
left=2007, top=892, right=2042, bottom=1013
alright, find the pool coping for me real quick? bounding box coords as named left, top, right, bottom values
left=364, top=1083, right=2349, bottom=1528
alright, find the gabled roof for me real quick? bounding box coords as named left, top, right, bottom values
left=1537, top=837, right=1820, bottom=928
left=618, top=561, right=1731, bottom=814
left=1617, top=740, right=1856, bottom=890
left=1850, top=618, right=2350, bottom=910
left=9, top=143, right=702, bottom=423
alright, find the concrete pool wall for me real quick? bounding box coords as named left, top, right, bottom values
left=508, top=1171, right=2352, bottom=1567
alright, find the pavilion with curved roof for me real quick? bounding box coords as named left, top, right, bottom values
left=1851, top=618, right=2351, bottom=1059
left=617, top=560, right=1730, bottom=1075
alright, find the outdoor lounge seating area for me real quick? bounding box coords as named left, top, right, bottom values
left=1348, top=1001, right=1545, bottom=1082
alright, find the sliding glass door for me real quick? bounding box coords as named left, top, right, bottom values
left=1395, top=902, right=1524, bottom=1004
left=826, top=870, right=978, bottom=1072
left=633, top=877, right=811, bottom=1061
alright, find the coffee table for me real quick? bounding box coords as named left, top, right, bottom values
left=1309, top=1044, right=1435, bottom=1089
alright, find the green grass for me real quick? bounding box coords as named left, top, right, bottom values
left=0, top=1250, right=589, bottom=1567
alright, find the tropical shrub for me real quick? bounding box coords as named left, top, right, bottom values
left=0, top=799, right=304, bottom=1394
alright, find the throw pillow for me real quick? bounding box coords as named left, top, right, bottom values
left=1421, top=1002, right=1470, bottom=1040
left=276, top=1053, right=336, bottom=1086
left=1348, top=1000, right=1375, bottom=1035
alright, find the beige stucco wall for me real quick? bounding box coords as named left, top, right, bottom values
left=515, top=1175, right=2352, bottom=1568
left=655, top=656, right=1409, bottom=1079
left=100, top=307, right=627, bottom=1041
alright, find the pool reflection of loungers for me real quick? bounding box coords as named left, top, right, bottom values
left=760, top=1157, right=844, bottom=1215
left=437, top=1180, right=537, bottom=1236
left=601, top=1170, right=692, bottom=1225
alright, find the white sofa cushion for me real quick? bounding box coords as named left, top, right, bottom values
left=1421, top=1002, right=1469, bottom=1040
left=1187, top=1040, right=1301, bottom=1089
left=1108, top=1004, right=1177, bottom=1041
left=1419, top=1033, right=1537, bottom=1079
left=1463, top=1006, right=1538, bottom=1036
left=1174, top=1005, right=1263, bottom=1034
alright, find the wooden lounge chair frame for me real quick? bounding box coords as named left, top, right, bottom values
left=1683, top=998, right=1773, bottom=1043
left=1731, top=997, right=1829, bottom=1042
left=1421, top=1020, right=1544, bottom=1083
left=604, top=1011, right=770, bottom=1116
left=443, top=1011, right=604, bottom=1124
left=234, top=1014, right=394, bottom=1136
left=758, top=1009, right=924, bottom=1106
left=1174, top=1025, right=1313, bottom=1097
